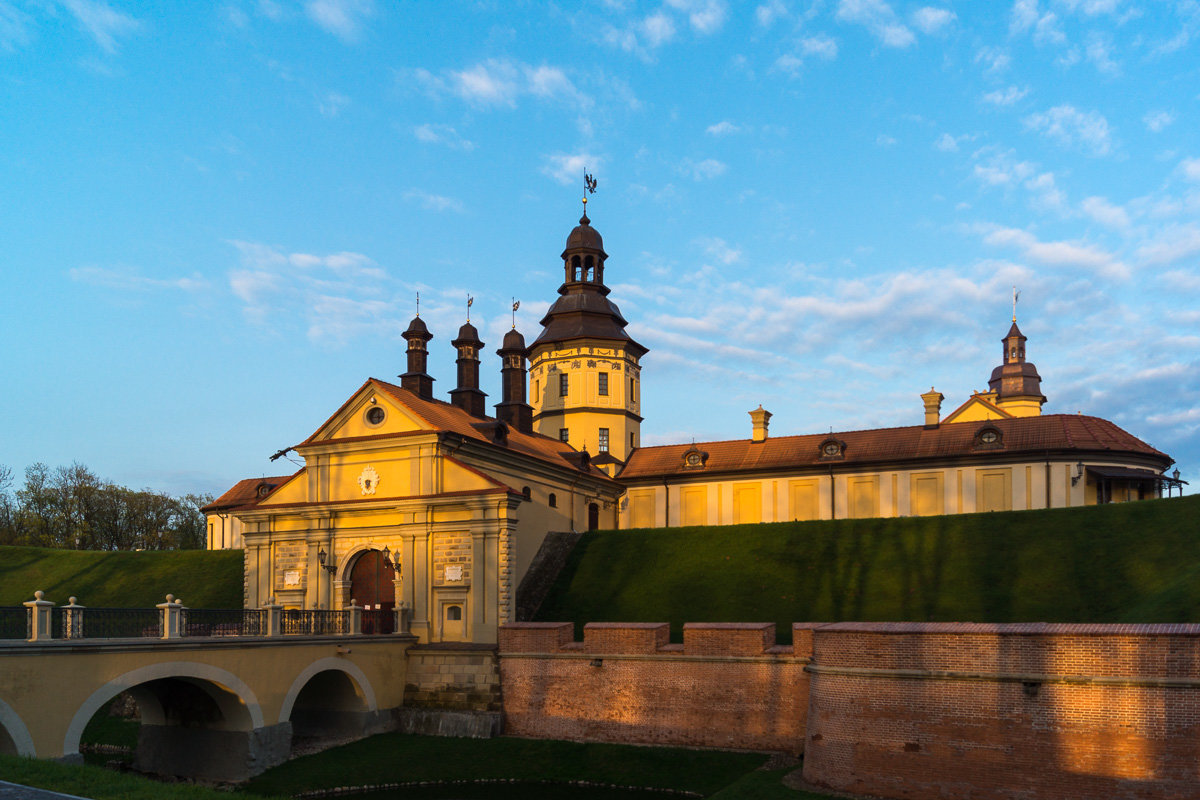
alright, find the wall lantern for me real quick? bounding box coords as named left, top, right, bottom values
left=316, top=548, right=337, bottom=575
left=1071, top=462, right=1085, bottom=486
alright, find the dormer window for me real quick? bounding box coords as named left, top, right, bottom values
left=974, top=425, right=1004, bottom=449
left=256, top=482, right=272, bottom=499
left=818, top=438, right=846, bottom=460
left=682, top=446, right=709, bottom=470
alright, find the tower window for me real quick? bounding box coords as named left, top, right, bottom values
left=522, top=486, right=531, bottom=501
left=630, top=432, right=635, bottom=449
left=598, top=372, right=609, bottom=396
left=559, top=428, right=569, bottom=443
left=549, top=493, right=557, bottom=508
left=559, top=373, right=569, bottom=397
left=598, top=428, right=610, bottom=452
left=629, top=377, right=635, bottom=401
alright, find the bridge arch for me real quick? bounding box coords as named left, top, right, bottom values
left=279, top=657, right=378, bottom=723
left=0, top=695, right=35, bottom=757
left=63, top=661, right=264, bottom=758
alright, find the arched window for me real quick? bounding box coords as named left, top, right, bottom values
left=571, top=255, right=581, bottom=281
left=584, top=255, right=594, bottom=281
left=522, top=486, right=531, bottom=501
left=446, top=605, right=462, bottom=621
left=549, top=493, right=557, bottom=508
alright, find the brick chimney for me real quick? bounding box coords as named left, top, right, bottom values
left=749, top=405, right=772, bottom=443
left=921, top=387, right=944, bottom=429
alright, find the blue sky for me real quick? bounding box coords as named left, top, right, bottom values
left=1, top=0, right=1197, bottom=498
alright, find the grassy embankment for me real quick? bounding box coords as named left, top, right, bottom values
left=1, top=735, right=819, bottom=799
left=0, top=546, right=243, bottom=608
left=537, top=495, right=1200, bottom=642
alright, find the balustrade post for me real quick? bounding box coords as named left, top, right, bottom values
left=394, top=601, right=410, bottom=635
left=346, top=599, right=362, bottom=636
left=24, top=591, right=54, bottom=642
left=264, top=598, right=282, bottom=637
left=157, top=594, right=184, bottom=639
left=62, top=597, right=85, bottom=640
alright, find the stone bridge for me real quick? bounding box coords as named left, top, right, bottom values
left=0, top=599, right=415, bottom=781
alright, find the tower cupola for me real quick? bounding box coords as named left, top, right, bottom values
left=987, top=320, right=1046, bottom=416
left=400, top=315, right=435, bottom=399
left=495, top=328, right=533, bottom=434
left=450, top=321, right=487, bottom=417
left=561, top=213, right=607, bottom=288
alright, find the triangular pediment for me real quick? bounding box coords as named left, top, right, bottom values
left=302, top=380, right=431, bottom=445
left=942, top=393, right=1015, bottom=424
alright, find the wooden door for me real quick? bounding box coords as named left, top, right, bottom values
left=349, top=550, right=395, bottom=634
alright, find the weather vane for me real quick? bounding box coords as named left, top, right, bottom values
left=583, top=171, right=597, bottom=214
left=511, top=298, right=520, bottom=329
left=1012, top=286, right=1020, bottom=322
left=415, top=291, right=420, bottom=318
left=467, top=294, right=473, bottom=322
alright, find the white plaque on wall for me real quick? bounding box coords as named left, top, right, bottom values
left=358, top=465, right=380, bottom=495
left=284, top=570, right=300, bottom=587
left=445, top=564, right=464, bottom=582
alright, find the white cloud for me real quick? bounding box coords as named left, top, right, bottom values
left=403, top=189, right=464, bottom=213
left=755, top=0, right=787, bottom=27
left=706, top=120, right=741, bottom=136
left=934, top=132, right=963, bottom=152
left=413, top=123, right=475, bottom=151
left=317, top=91, right=350, bottom=117
left=1010, top=0, right=1065, bottom=45
left=836, top=0, right=915, bottom=48
left=876, top=133, right=897, bottom=147
left=974, top=46, right=1010, bottom=74
left=1024, top=105, right=1113, bottom=156
left=1024, top=171, right=1068, bottom=214
left=1179, top=157, right=1200, bottom=182
left=980, top=225, right=1128, bottom=278
left=910, top=6, right=955, bottom=34
left=971, top=147, right=1036, bottom=187
left=415, top=60, right=590, bottom=110
left=543, top=152, right=602, bottom=186
left=772, top=53, right=804, bottom=77
left=1135, top=224, right=1200, bottom=267
left=640, top=12, right=676, bottom=47
left=680, top=158, right=728, bottom=180
left=1085, top=34, right=1119, bottom=75
left=1143, top=110, right=1174, bottom=133
left=665, top=0, right=728, bottom=34
left=1080, top=196, right=1130, bottom=229
left=698, top=237, right=742, bottom=265
left=801, top=34, right=838, bottom=59
left=60, top=0, right=141, bottom=54
left=982, top=85, right=1029, bottom=106
left=304, top=0, right=373, bottom=43
left=0, top=2, right=33, bottom=51
left=70, top=266, right=209, bottom=293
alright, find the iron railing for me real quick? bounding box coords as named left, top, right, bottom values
left=0, top=607, right=27, bottom=640
left=64, top=607, right=162, bottom=639
left=281, top=609, right=348, bottom=636
left=361, top=608, right=394, bottom=635
left=182, top=608, right=266, bottom=638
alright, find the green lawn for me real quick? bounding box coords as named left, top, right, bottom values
left=0, top=545, right=243, bottom=608
left=537, top=495, right=1200, bottom=641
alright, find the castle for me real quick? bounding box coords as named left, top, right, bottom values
left=205, top=209, right=1175, bottom=644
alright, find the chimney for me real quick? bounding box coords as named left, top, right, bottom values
left=921, top=387, right=944, bottom=429
left=450, top=322, right=487, bottom=417
left=749, top=405, right=772, bottom=443
left=495, top=328, right=533, bottom=434
left=400, top=316, right=435, bottom=399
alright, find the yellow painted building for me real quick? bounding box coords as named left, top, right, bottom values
left=209, top=209, right=1176, bottom=639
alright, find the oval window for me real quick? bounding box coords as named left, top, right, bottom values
left=366, top=406, right=385, bottom=425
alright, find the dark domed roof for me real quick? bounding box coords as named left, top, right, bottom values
left=404, top=315, right=430, bottom=338
left=502, top=328, right=527, bottom=351
left=456, top=321, right=480, bottom=341
left=563, top=213, right=605, bottom=255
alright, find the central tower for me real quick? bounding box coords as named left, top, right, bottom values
left=528, top=212, right=647, bottom=470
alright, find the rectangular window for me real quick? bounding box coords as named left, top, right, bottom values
left=598, top=372, right=609, bottom=395
left=598, top=428, right=610, bottom=452
left=559, top=373, right=569, bottom=397
left=559, top=428, right=569, bottom=443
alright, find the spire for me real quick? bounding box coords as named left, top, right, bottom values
left=988, top=314, right=1045, bottom=413
left=400, top=315, right=435, bottom=399
left=450, top=321, right=487, bottom=417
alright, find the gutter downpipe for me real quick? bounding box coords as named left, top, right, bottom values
left=829, top=465, right=836, bottom=521
left=1045, top=452, right=1052, bottom=509
left=663, top=478, right=670, bottom=528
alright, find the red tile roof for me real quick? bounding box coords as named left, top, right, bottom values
left=201, top=473, right=298, bottom=513
left=618, top=414, right=1171, bottom=481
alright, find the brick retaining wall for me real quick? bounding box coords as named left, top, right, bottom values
left=499, top=622, right=810, bottom=754
left=802, top=622, right=1200, bottom=800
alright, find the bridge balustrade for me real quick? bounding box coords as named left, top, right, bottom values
left=61, top=607, right=161, bottom=639
left=181, top=608, right=265, bottom=637
left=280, top=608, right=349, bottom=636
left=0, top=607, right=27, bottom=640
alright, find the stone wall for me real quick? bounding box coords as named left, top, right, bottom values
left=499, top=622, right=810, bottom=754
left=801, top=622, right=1200, bottom=800
left=403, top=643, right=502, bottom=712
